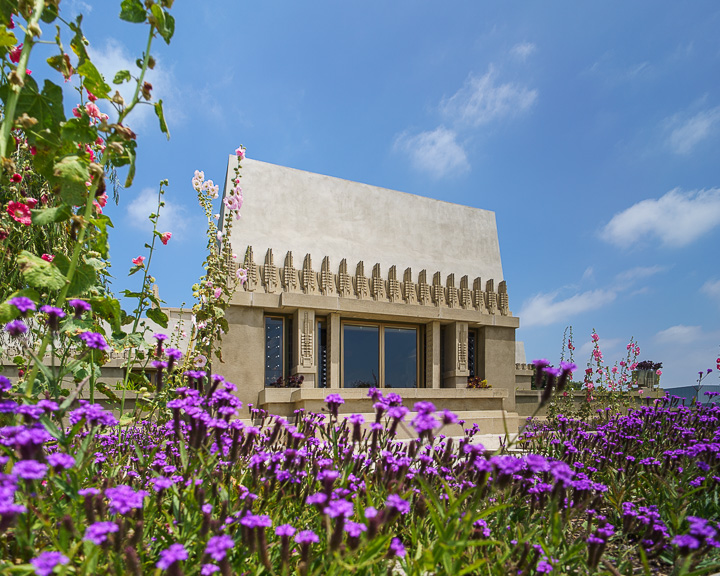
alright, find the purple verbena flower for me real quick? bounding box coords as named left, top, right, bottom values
left=386, top=494, right=411, bottom=515
left=324, top=499, right=354, bottom=518
left=5, top=319, right=27, bottom=337
left=105, top=484, right=147, bottom=515
left=48, top=452, right=75, bottom=470
left=389, top=537, right=406, bottom=557
left=68, top=299, right=91, bottom=318
left=205, top=535, right=234, bottom=561
left=201, top=565, right=220, bottom=575
left=276, top=524, right=296, bottom=537
left=78, top=331, right=109, bottom=351
left=30, top=551, right=68, bottom=576
left=295, top=530, right=320, bottom=545
left=9, top=296, right=36, bottom=314
left=84, top=521, right=119, bottom=545
left=157, top=543, right=188, bottom=569
left=13, top=460, right=47, bottom=480
left=0, top=375, right=10, bottom=392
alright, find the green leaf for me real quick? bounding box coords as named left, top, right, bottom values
left=52, top=254, right=97, bottom=297
left=30, top=204, right=73, bottom=225
left=146, top=307, right=168, bottom=329
left=77, top=60, right=111, bottom=98
left=61, top=117, right=98, bottom=145
left=88, top=215, right=113, bottom=259
left=0, top=77, right=64, bottom=134
left=154, top=99, right=170, bottom=139
left=69, top=16, right=88, bottom=62
left=52, top=154, right=90, bottom=205
left=17, top=251, right=67, bottom=291
left=90, top=297, right=123, bottom=333
left=0, top=27, right=17, bottom=47
left=113, top=69, right=132, bottom=84
left=119, top=0, right=146, bottom=23
left=150, top=5, right=174, bottom=43
left=40, top=3, right=59, bottom=23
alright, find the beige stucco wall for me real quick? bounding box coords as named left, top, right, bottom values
left=224, top=157, right=504, bottom=283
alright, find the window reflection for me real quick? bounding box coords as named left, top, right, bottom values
left=265, top=317, right=283, bottom=386
left=384, top=327, right=417, bottom=388
left=343, top=325, right=379, bottom=388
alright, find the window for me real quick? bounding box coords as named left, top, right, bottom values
left=317, top=319, right=327, bottom=388
left=264, top=316, right=292, bottom=387
left=342, top=322, right=419, bottom=388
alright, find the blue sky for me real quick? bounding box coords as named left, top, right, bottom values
left=52, top=1, right=720, bottom=388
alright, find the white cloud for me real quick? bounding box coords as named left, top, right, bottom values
left=615, top=265, right=666, bottom=284
left=601, top=188, right=720, bottom=248
left=666, top=106, right=720, bottom=155
left=655, top=325, right=703, bottom=344
left=87, top=38, right=179, bottom=131
left=440, top=65, right=537, bottom=128
left=393, top=126, right=469, bottom=179
left=510, top=42, right=536, bottom=61
left=701, top=279, right=720, bottom=303
left=126, top=187, right=190, bottom=237
left=518, top=289, right=616, bottom=328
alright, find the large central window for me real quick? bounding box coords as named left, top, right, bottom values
left=342, top=323, right=419, bottom=388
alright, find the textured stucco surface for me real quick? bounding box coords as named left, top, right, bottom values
left=224, top=157, right=504, bottom=283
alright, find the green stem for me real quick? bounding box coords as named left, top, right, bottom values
left=23, top=23, right=157, bottom=398
left=0, top=0, right=45, bottom=160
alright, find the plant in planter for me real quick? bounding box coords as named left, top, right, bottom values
left=269, top=374, right=305, bottom=388
left=467, top=376, right=491, bottom=389
left=633, top=360, right=663, bottom=389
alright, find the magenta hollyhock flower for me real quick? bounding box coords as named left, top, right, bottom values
left=160, top=231, right=172, bottom=245
left=7, top=201, right=31, bottom=225
left=157, top=543, right=188, bottom=569
left=30, top=551, right=69, bottom=576
left=131, top=255, right=145, bottom=266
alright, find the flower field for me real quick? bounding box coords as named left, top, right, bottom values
left=1, top=362, right=719, bottom=575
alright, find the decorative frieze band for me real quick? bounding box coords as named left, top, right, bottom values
left=240, top=246, right=510, bottom=315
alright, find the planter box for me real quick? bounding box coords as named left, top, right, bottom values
left=633, top=370, right=660, bottom=389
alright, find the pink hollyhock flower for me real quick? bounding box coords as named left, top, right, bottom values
left=85, top=102, right=101, bottom=119
left=214, top=287, right=222, bottom=299
left=96, top=193, right=108, bottom=208
left=235, top=146, right=245, bottom=160
left=132, top=256, right=145, bottom=266
left=9, top=44, right=22, bottom=64
left=87, top=91, right=97, bottom=102
left=41, top=254, right=54, bottom=262
left=656, top=369, right=662, bottom=376
left=25, top=198, right=38, bottom=208
left=194, top=354, right=207, bottom=368
left=72, top=107, right=81, bottom=118
left=160, top=232, right=172, bottom=245
left=236, top=267, right=248, bottom=284
left=7, top=201, right=31, bottom=225
left=11, top=173, right=22, bottom=183
left=638, top=389, right=644, bottom=395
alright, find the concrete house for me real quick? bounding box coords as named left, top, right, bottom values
left=218, top=157, right=522, bottom=433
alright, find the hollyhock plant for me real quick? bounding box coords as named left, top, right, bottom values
left=6, top=201, right=31, bottom=225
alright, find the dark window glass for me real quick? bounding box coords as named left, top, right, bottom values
left=317, top=320, right=327, bottom=388
left=468, top=330, right=476, bottom=378
left=265, top=317, right=283, bottom=386
left=384, top=327, right=417, bottom=388
left=343, top=325, right=379, bottom=388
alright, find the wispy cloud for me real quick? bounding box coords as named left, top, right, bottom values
left=666, top=105, right=720, bottom=155
left=126, top=187, right=191, bottom=237
left=393, top=127, right=469, bottom=179
left=88, top=38, right=180, bottom=131
left=701, top=278, right=720, bottom=304
left=601, top=188, right=720, bottom=248
left=440, top=65, right=537, bottom=128
left=519, top=289, right=616, bottom=328
left=510, top=42, right=536, bottom=62
left=655, top=324, right=703, bottom=344
left=615, top=265, right=667, bottom=285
